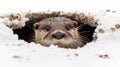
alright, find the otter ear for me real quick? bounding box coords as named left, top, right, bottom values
left=73, top=22, right=78, bottom=28
left=33, top=22, right=40, bottom=29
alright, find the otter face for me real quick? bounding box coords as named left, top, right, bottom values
left=33, top=17, right=87, bottom=49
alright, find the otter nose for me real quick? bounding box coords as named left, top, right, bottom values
left=52, top=32, right=65, bottom=39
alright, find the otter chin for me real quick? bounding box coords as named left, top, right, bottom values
left=33, top=17, right=89, bottom=49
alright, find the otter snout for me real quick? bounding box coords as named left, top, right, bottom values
left=52, top=32, right=65, bottom=39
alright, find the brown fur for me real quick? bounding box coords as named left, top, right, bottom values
left=33, top=17, right=89, bottom=48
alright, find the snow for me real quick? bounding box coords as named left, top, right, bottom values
left=0, top=0, right=120, bottom=67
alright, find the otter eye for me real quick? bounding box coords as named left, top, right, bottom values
left=44, top=25, right=51, bottom=31
left=65, top=24, right=72, bottom=30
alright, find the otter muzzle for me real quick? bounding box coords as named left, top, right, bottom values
left=52, top=32, right=65, bottom=39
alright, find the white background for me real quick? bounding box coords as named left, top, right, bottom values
left=0, top=0, right=120, bottom=13
left=0, top=0, right=120, bottom=67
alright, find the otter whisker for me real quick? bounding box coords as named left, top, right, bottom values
left=77, top=24, right=84, bottom=29
left=72, top=42, right=78, bottom=48
left=79, top=35, right=90, bottom=43
left=72, top=41, right=80, bottom=48
left=68, top=42, right=77, bottom=49
left=69, top=38, right=86, bottom=48
left=75, top=40, right=84, bottom=47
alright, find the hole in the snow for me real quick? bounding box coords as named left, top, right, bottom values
left=13, top=12, right=97, bottom=49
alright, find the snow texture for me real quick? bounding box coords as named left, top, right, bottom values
left=0, top=0, right=120, bottom=67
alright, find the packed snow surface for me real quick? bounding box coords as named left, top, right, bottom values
left=0, top=0, right=120, bottom=67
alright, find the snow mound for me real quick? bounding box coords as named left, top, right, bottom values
left=0, top=11, right=120, bottom=67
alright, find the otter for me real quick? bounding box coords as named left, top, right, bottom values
left=33, top=17, right=90, bottom=48
left=12, top=12, right=97, bottom=49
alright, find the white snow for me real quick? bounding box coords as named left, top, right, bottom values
left=0, top=0, right=120, bottom=67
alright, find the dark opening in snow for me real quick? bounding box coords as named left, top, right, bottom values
left=12, top=12, right=97, bottom=48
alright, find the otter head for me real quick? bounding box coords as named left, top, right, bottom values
left=33, top=17, right=88, bottom=49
